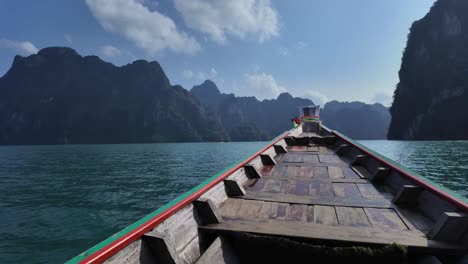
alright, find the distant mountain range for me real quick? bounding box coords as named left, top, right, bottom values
left=0, top=47, right=390, bottom=144
left=191, top=80, right=390, bottom=140
left=389, top=0, right=468, bottom=140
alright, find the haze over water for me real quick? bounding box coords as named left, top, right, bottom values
left=0, top=140, right=466, bottom=263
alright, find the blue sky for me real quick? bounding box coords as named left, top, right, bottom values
left=0, top=0, right=435, bottom=106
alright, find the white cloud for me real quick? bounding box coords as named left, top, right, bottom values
left=174, top=0, right=280, bottom=44
left=371, top=92, right=392, bottom=107
left=64, top=34, right=73, bottom=44
left=100, top=45, right=122, bottom=58
left=196, top=67, right=218, bottom=81
left=296, top=41, right=308, bottom=49
left=85, top=0, right=200, bottom=55
left=182, top=69, right=194, bottom=79
left=279, top=46, right=288, bottom=56
left=303, top=90, right=328, bottom=106
left=0, top=39, right=38, bottom=55
left=244, top=72, right=287, bottom=100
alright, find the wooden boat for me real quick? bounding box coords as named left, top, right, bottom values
left=68, top=106, right=468, bottom=264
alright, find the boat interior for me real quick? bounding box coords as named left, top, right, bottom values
left=88, top=109, right=468, bottom=264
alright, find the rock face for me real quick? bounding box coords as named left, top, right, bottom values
left=389, top=0, right=468, bottom=140
left=191, top=81, right=313, bottom=141
left=0, top=47, right=229, bottom=144
left=321, top=101, right=391, bottom=140
left=0, top=47, right=391, bottom=144
left=191, top=82, right=391, bottom=140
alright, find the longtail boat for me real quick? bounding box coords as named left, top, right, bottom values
left=68, top=106, right=468, bottom=263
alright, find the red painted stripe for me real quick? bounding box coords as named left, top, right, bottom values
left=333, top=131, right=468, bottom=211
left=80, top=131, right=290, bottom=264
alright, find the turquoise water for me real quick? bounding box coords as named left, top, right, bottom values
left=360, top=141, right=468, bottom=199
left=0, top=141, right=467, bottom=263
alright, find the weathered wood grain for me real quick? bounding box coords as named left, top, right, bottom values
left=356, top=183, right=384, bottom=199
left=335, top=206, right=371, bottom=227
left=219, top=199, right=243, bottom=217
left=309, top=182, right=334, bottom=197
left=262, top=179, right=285, bottom=193
left=319, top=154, right=344, bottom=163
left=303, top=155, right=319, bottom=163
left=243, top=191, right=392, bottom=208
left=285, top=204, right=308, bottom=221
left=299, top=166, right=314, bottom=177
left=333, top=183, right=362, bottom=198
left=285, top=180, right=310, bottom=196
left=199, top=218, right=462, bottom=251
left=328, top=166, right=344, bottom=178
left=237, top=200, right=264, bottom=218
left=313, top=166, right=329, bottom=178
left=314, top=205, right=338, bottom=225
left=258, top=202, right=278, bottom=219
left=194, top=237, right=239, bottom=264
left=364, top=208, right=408, bottom=230
left=282, top=154, right=304, bottom=163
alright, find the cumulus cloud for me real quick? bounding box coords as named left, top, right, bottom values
left=100, top=45, right=122, bottom=58
left=303, top=90, right=329, bottom=106
left=279, top=46, right=288, bottom=56
left=197, top=68, right=218, bottom=80
left=371, top=92, right=392, bottom=107
left=85, top=0, right=200, bottom=55
left=64, top=34, right=73, bottom=44
left=182, top=69, right=194, bottom=79
left=245, top=72, right=287, bottom=100
left=0, top=39, right=38, bottom=55
left=174, top=0, right=280, bottom=44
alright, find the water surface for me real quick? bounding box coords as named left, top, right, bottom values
left=0, top=140, right=467, bottom=263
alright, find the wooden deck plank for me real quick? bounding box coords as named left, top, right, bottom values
left=275, top=203, right=289, bottom=220
left=303, top=155, right=319, bottom=163
left=319, top=147, right=335, bottom=154
left=219, top=199, right=244, bottom=217
left=285, top=166, right=301, bottom=177
left=248, top=179, right=266, bottom=192
left=258, top=202, right=278, bottom=219
left=357, top=184, right=385, bottom=199
left=342, top=167, right=361, bottom=179
left=299, top=166, right=314, bottom=177
left=237, top=200, right=264, bottom=218
left=335, top=207, right=371, bottom=227
left=282, top=154, right=304, bottom=163
left=314, top=205, right=338, bottom=225
left=364, top=208, right=408, bottom=230
left=313, top=167, right=329, bottom=178
left=270, top=165, right=286, bottom=177
left=262, top=179, right=285, bottom=193
left=307, top=146, right=319, bottom=152
left=328, top=166, right=344, bottom=178
left=333, top=183, right=362, bottom=198
left=306, top=206, right=314, bottom=223
left=280, top=162, right=349, bottom=167
left=319, top=154, right=344, bottom=163
left=263, top=175, right=368, bottom=183
left=309, top=182, right=334, bottom=197
left=285, top=180, right=310, bottom=196
left=199, top=219, right=463, bottom=251
left=243, top=191, right=392, bottom=208
left=285, top=204, right=308, bottom=222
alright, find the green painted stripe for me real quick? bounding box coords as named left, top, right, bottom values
left=335, top=131, right=468, bottom=204
left=66, top=133, right=287, bottom=263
